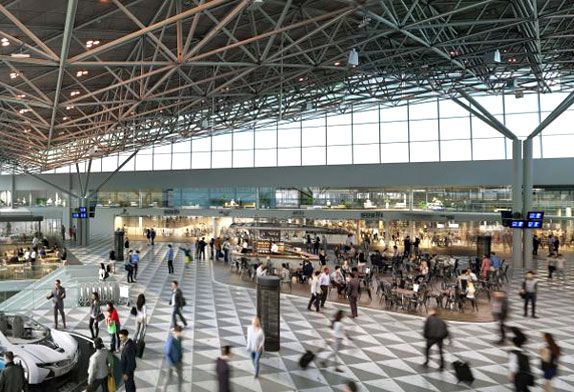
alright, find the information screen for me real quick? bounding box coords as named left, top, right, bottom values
left=527, top=220, right=542, bottom=228
left=527, top=211, right=544, bottom=220
left=511, top=220, right=526, bottom=228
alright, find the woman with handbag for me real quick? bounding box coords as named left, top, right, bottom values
left=540, top=333, right=561, bottom=392
left=89, top=292, right=104, bottom=339
left=133, top=294, right=147, bottom=342
left=106, top=302, right=121, bottom=352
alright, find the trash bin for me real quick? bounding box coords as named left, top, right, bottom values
left=114, top=230, right=125, bottom=262
left=256, top=276, right=280, bottom=352
left=476, top=235, right=492, bottom=258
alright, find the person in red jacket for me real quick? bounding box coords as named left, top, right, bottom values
left=106, top=301, right=121, bottom=352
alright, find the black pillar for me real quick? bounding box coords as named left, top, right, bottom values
left=114, top=230, right=125, bottom=262
left=256, top=276, right=280, bottom=352
left=477, top=235, right=492, bottom=258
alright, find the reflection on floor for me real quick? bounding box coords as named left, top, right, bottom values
left=28, top=238, right=574, bottom=391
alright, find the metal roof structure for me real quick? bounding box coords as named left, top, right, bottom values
left=1, top=0, right=574, bottom=171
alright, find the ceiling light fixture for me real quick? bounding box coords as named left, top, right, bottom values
left=86, top=40, right=100, bottom=48
left=76, top=70, right=88, bottom=77
left=11, top=53, right=30, bottom=58
left=493, top=49, right=501, bottom=63
left=334, top=61, right=341, bottom=66
left=9, top=72, right=20, bottom=79
left=70, top=90, right=80, bottom=97
left=16, top=94, right=26, bottom=99
left=348, top=48, right=359, bottom=67
left=66, top=105, right=74, bottom=110
left=62, top=116, right=69, bottom=120
left=18, top=108, right=29, bottom=114
left=1, top=38, right=9, bottom=47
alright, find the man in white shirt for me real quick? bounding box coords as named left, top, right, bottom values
left=307, top=271, right=321, bottom=312
left=319, top=268, right=331, bottom=308
left=256, top=264, right=267, bottom=279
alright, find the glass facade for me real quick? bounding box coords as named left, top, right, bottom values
left=84, top=185, right=574, bottom=217
left=29, top=91, right=574, bottom=175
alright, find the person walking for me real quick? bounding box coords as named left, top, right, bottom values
left=508, top=334, right=534, bottom=392
left=134, top=294, right=147, bottom=342
left=126, top=250, right=135, bottom=283
left=163, top=325, right=184, bottom=392
left=540, top=333, right=560, bottom=392
left=119, top=329, right=137, bottom=392
left=124, top=237, right=130, bottom=259
left=0, top=351, right=27, bottom=391
left=347, top=272, right=360, bottom=319
left=307, top=271, right=321, bottom=312
left=246, top=317, right=265, bottom=379
left=216, top=346, right=232, bottom=392
left=170, top=281, right=187, bottom=328
left=491, top=290, right=509, bottom=345
left=150, top=228, right=156, bottom=246
left=130, top=250, right=140, bottom=281
left=343, top=381, right=358, bottom=392
left=99, top=263, right=109, bottom=281
left=89, top=292, right=103, bottom=339
left=87, top=337, right=109, bottom=392
left=319, top=268, right=330, bottom=309
left=166, top=244, right=175, bottom=274
left=521, top=271, right=539, bottom=318
left=61, top=224, right=66, bottom=242
left=47, top=279, right=66, bottom=329
left=321, top=310, right=352, bottom=373
left=422, top=307, right=449, bottom=371
left=197, top=237, right=207, bottom=260
left=106, top=302, right=121, bottom=352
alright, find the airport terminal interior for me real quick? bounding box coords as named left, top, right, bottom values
left=1, top=0, right=574, bottom=391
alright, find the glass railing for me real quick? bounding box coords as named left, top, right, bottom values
left=0, top=264, right=61, bottom=281
left=0, top=265, right=99, bottom=312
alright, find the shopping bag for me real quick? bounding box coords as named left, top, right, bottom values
left=107, top=375, right=116, bottom=392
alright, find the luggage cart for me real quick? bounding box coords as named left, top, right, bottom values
left=118, top=284, right=130, bottom=306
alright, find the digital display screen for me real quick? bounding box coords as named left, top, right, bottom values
left=527, top=220, right=542, bottom=229
left=527, top=211, right=544, bottom=220
left=79, top=206, right=87, bottom=213
left=80, top=212, right=88, bottom=219
left=72, top=213, right=79, bottom=218
left=511, top=220, right=526, bottom=228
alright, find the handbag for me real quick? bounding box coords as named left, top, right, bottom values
left=130, top=306, right=137, bottom=316
left=519, top=290, right=526, bottom=299
left=107, top=321, right=116, bottom=335
left=107, top=375, right=116, bottom=392
left=97, top=312, right=105, bottom=322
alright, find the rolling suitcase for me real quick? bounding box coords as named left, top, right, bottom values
left=299, top=350, right=315, bottom=369
left=136, top=339, right=145, bottom=358
left=453, top=360, right=474, bottom=384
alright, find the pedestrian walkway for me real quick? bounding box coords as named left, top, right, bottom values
left=26, top=237, right=574, bottom=391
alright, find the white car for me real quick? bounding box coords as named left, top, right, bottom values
left=0, top=314, right=78, bottom=384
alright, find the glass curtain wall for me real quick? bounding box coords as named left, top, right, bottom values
left=43, top=91, right=574, bottom=173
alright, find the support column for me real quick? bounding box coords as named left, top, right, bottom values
left=522, top=139, right=534, bottom=270
left=78, top=197, right=90, bottom=246
left=511, top=140, right=523, bottom=269
left=9, top=174, right=15, bottom=208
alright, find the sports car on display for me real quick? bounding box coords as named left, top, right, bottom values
left=0, top=314, right=78, bottom=384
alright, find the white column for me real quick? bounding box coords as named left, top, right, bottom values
left=523, top=139, right=534, bottom=270
left=512, top=140, right=523, bottom=269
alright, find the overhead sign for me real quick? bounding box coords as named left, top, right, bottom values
left=510, top=220, right=526, bottom=228
left=527, top=211, right=544, bottom=220
left=527, top=220, right=542, bottom=229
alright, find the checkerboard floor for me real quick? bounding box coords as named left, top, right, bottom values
left=31, top=239, right=574, bottom=391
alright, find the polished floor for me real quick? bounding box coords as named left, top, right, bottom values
left=28, top=239, right=574, bottom=391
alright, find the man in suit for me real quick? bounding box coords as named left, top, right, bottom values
left=46, top=279, right=66, bottom=329
left=119, top=329, right=137, bottom=392
left=216, top=346, right=232, bottom=392
left=347, top=271, right=360, bottom=318
left=0, top=351, right=27, bottom=392
left=423, top=308, right=449, bottom=371
left=170, top=281, right=187, bottom=328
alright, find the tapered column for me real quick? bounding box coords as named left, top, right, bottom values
left=523, top=139, right=534, bottom=269
left=512, top=140, right=523, bottom=268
